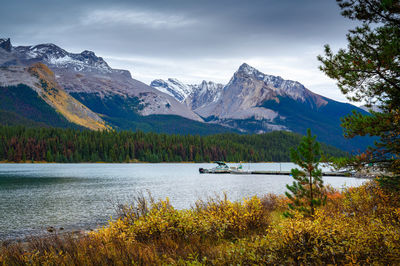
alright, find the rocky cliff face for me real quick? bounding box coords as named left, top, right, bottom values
left=195, top=63, right=328, bottom=120
left=186, top=80, right=224, bottom=111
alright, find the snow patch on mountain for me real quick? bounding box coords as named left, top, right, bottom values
left=150, top=78, right=192, bottom=102
left=14, top=44, right=116, bottom=74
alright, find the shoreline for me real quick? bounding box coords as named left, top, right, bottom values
left=0, top=222, right=107, bottom=245
left=0, top=228, right=93, bottom=247
left=0, top=161, right=287, bottom=164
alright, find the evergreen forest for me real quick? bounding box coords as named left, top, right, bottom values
left=0, top=125, right=346, bottom=163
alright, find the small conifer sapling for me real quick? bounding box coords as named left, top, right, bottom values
left=285, top=129, right=326, bottom=218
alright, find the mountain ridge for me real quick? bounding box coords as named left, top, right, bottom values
left=0, top=38, right=205, bottom=127
left=0, top=38, right=372, bottom=151
left=150, top=63, right=371, bottom=151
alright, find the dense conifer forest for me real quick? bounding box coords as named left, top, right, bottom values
left=0, top=126, right=346, bottom=163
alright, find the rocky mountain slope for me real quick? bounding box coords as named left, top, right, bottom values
left=151, top=63, right=371, bottom=151
left=0, top=38, right=233, bottom=134
left=197, top=63, right=329, bottom=123
left=0, top=39, right=201, bottom=121
left=0, top=40, right=107, bottom=130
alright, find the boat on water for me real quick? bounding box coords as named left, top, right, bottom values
left=199, top=161, right=233, bottom=174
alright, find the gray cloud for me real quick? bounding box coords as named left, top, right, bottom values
left=0, top=0, right=358, bottom=103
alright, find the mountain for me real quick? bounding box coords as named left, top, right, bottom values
left=0, top=39, right=107, bottom=130
left=2, top=39, right=201, bottom=120
left=197, top=63, right=328, bottom=121
left=0, top=38, right=236, bottom=134
left=0, top=83, right=82, bottom=128
left=151, top=63, right=372, bottom=151
left=186, top=81, right=224, bottom=111
left=151, top=79, right=224, bottom=110
left=0, top=37, right=372, bottom=151
left=359, top=105, right=382, bottom=113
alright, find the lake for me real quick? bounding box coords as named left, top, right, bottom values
left=0, top=163, right=367, bottom=240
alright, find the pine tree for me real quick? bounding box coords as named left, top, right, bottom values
left=318, top=0, right=400, bottom=190
left=285, top=129, right=326, bottom=218
left=7, top=147, right=14, bottom=162
left=46, top=150, right=53, bottom=162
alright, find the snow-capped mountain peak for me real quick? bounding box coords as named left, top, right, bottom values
left=150, top=78, right=192, bottom=102
left=81, top=50, right=96, bottom=57
left=188, top=80, right=224, bottom=110
left=237, top=62, right=261, bottom=76
left=150, top=78, right=224, bottom=108
left=196, top=80, right=222, bottom=93
left=12, top=42, right=113, bottom=73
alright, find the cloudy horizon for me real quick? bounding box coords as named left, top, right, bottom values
left=1, top=0, right=359, bottom=104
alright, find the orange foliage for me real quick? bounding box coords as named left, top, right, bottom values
left=27, top=63, right=107, bottom=130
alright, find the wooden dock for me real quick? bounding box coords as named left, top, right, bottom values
left=229, top=170, right=352, bottom=177
left=250, top=171, right=347, bottom=176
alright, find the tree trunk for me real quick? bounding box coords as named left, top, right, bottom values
left=309, top=166, right=314, bottom=216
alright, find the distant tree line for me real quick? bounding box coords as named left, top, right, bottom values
left=0, top=126, right=347, bottom=163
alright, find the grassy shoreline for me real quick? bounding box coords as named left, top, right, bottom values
left=1, top=180, right=400, bottom=264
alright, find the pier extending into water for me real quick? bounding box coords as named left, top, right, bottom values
left=206, top=170, right=353, bottom=176
left=199, top=162, right=356, bottom=177
left=239, top=170, right=351, bottom=176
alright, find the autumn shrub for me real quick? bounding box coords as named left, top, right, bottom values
left=211, top=181, right=400, bottom=265
left=263, top=210, right=400, bottom=264
left=96, top=194, right=273, bottom=245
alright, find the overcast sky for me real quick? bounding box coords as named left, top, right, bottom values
left=1, top=0, right=359, bottom=103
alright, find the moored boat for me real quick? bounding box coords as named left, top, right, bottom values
left=199, top=161, right=231, bottom=174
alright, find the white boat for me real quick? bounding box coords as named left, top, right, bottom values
left=199, top=161, right=231, bottom=174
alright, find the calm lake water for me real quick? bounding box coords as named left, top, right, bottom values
left=0, top=163, right=367, bottom=240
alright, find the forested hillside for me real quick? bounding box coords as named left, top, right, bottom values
left=0, top=126, right=347, bottom=163
left=0, top=84, right=78, bottom=128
